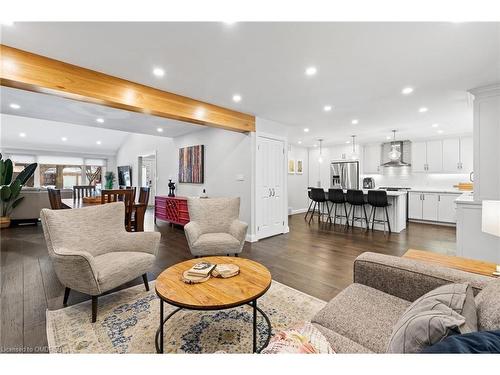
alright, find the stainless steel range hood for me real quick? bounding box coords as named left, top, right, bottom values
left=381, top=140, right=412, bottom=167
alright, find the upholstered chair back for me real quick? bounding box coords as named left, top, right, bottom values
left=41, top=202, right=126, bottom=257
left=187, top=197, right=240, bottom=234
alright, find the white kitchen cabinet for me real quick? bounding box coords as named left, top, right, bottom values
left=437, top=194, right=458, bottom=223
left=460, top=136, right=473, bottom=173
left=408, top=192, right=423, bottom=219
left=363, top=144, right=381, bottom=173
left=411, top=142, right=427, bottom=172
left=426, top=141, right=443, bottom=172
left=442, top=138, right=461, bottom=172
left=422, top=193, right=439, bottom=221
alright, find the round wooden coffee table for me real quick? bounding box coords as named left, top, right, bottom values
left=155, top=256, right=272, bottom=353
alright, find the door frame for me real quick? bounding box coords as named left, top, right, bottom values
left=137, top=150, right=157, bottom=206
left=252, top=132, right=288, bottom=242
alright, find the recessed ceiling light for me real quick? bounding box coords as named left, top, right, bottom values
left=157, top=128, right=163, bottom=133
left=19, top=132, right=26, bottom=138
left=402, top=87, right=414, bottom=95
left=432, top=123, right=439, bottom=128
left=298, top=140, right=302, bottom=145
left=223, top=21, right=236, bottom=26
left=96, top=118, right=104, bottom=123
left=351, top=119, right=359, bottom=125
left=9, top=103, right=20, bottom=109
left=437, top=130, right=444, bottom=134
left=313, top=144, right=318, bottom=147
left=61, top=137, right=68, bottom=142
left=386, top=136, right=392, bottom=140
left=418, top=107, right=428, bottom=113
left=305, top=66, right=317, bottom=76
left=232, top=94, right=242, bottom=103
left=345, top=141, right=350, bottom=144
left=96, top=140, right=102, bottom=145
left=304, top=128, right=310, bottom=133
left=152, top=67, right=165, bottom=77
left=323, top=105, right=332, bottom=112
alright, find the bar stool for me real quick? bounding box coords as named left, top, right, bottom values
left=367, top=190, right=392, bottom=233
left=308, top=188, right=328, bottom=224
left=327, top=188, right=350, bottom=227
left=304, top=187, right=314, bottom=221
left=346, top=189, right=369, bottom=230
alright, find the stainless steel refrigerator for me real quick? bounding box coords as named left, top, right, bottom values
left=331, top=161, right=359, bottom=189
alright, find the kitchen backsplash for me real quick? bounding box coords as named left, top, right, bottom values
left=363, top=168, right=471, bottom=190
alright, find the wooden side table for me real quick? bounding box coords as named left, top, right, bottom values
left=403, top=249, right=497, bottom=278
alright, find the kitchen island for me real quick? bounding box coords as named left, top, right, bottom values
left=318, top=190, right=407, bottom=233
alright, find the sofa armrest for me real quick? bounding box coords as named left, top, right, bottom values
left=50, top=248, right=101, bottom=295
left=112, top=231, right=161, bottom=256
left=353, top=252, right=492, bottom=302
left=229, top=220, right=248, bottom=243
left=184, top=221, right=202, bottom=247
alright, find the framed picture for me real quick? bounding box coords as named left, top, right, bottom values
left=296, top=159, right=303, bottom=174
left=288, top=159, right=295, bottom=174
left=179, top=145, right=204, bottom=183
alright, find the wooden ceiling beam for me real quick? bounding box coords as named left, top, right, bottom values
left=0, top=45, right=255, bottom=132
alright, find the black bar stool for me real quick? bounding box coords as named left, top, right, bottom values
left=308, top=188, right=328, bottom=224
left=346, top=189, right=369, bottom=230
left=304, top=187, right=314, bottom=221
left=327, top=188, right=350, bottom=227
left=367, top=190, right=392, bottom=233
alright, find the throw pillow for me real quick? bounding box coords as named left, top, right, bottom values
left=421, top=330, right=500, bottom=353
left=261, top=322, right=335, bottom=354
left=475, top=279, right=500, bottom=331
left=387, top=283, right=478, bottom=353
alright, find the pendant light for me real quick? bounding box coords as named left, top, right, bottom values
left=318, top=139, right=324, bottom=163
left=349, top=135, right=359, bottom=160
left=388, top=130, right=401, bottom=161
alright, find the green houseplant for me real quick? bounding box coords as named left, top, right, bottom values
left=104, top=171, right=115, bottom=189
left=0, top=153, right=38, bottom=228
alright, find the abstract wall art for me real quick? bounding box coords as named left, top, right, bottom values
left=179, top=145, right=204, bottom=183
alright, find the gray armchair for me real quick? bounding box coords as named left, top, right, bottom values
left=40, top=202, right=160, bottom=322
left=184, top=197, right=248, bottom=257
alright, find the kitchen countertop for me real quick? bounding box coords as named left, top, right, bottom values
left=320, top=189, right=407, bottom=197
left=407, top=188, right=466, bottom=194
left=455, top=192, right=481, bottom=205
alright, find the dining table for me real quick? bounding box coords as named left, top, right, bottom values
left=61, top=198, right=148, bottom=232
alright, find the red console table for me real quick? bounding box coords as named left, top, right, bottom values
left=155, top=196, right=190, bottom=226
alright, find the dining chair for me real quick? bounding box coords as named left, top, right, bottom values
left=48, top=188, right=70, bottom=210
left=327, top=188, right=350, bottom=227
left=308, top=188, right=328, bottom=224
left=346, top=189, right=370, bottom=230
left=73, top=185, right=96, bottom=200
left=101, top=188, right=136, bottom=231
left=132, top=187, right=150, bottom=232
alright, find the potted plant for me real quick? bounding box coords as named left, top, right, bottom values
left=0, top=153, right=38, bottom=228
left=104, top=171, right=115, bottom=189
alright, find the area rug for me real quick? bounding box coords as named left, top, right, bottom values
left=46, top=281, right=326, bottom=353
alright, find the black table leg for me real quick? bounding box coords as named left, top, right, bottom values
left=159, top=299, right=164, bottom=353
left=252, top=299, right=257, bottom=353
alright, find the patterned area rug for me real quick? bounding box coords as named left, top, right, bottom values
left=46, top=280, right=326, bottom=353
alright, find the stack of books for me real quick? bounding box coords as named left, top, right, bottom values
left=186, top=262, right=216, bottom=278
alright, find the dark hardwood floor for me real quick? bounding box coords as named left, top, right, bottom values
left=0, top=210, right=456, bottom=353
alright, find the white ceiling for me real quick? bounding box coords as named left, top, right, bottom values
left=0, top=86, right=204, bottom=138
left=0, top=112, right=129, bottom=156
left=1, top=22, right=500, bottom=146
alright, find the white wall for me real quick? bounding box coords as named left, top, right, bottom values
left=115, top=133, right=176, bottom=195
left=287, top=144, right=309, bottom=213
left=363, top=170, right=471, bottom=190
left=172, top=127, right=253, bottom=226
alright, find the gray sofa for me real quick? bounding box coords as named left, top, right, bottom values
left=311, top=252, right=498, bottom=353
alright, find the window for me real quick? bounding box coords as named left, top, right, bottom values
left=39, top=165, right=82, bottom=188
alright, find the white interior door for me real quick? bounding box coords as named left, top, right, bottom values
left=257, top=136, right=285, bottom=239
left=138, top=154, right=156, bottom=206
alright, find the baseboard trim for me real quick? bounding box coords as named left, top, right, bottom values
left=408, top=219, right=456, bottom=227
left=290, top=208, right=308, bottom=215
left=245, top=233, right=259, bottom=243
